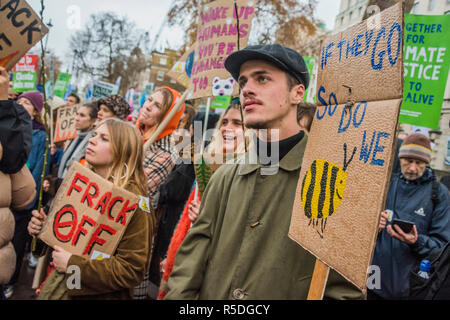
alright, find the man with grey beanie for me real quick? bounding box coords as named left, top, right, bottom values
left=370, top=133, right=450, bottom=300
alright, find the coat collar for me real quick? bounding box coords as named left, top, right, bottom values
left=238, top=134, right=308, bottom=176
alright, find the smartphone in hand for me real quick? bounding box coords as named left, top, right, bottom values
left=392, top=219, right=415, bottom=234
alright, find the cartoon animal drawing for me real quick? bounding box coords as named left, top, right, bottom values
left=212, top=77, right=235, bottom=97
left=301, top=144, right=357, bottom=238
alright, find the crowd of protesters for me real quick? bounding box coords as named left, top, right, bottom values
left=0, top=42, right=449, bottom=301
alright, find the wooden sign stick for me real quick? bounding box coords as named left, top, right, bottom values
left=50, top=107, right=54, bottom=146
left=307, top=259, right=330, bottom=300
left=143, top=90, right=190, bottom=151
left=32, top=251, right=50, bottom=290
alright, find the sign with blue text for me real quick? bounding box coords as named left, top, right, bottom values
left=289, top=3, right=404, bottom=293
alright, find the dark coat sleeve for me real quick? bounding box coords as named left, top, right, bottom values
left=158, top=164, right=195, bottom=204
left=409, top=183, right=450, bottom=258
left=0, top=100, right=32, bottom=174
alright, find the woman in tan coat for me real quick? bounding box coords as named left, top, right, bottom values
left=28, top=119, right=155, bottom=300
left=0, top=142, right=36, bottom=299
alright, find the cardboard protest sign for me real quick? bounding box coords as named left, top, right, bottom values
left=54, top=105, right=78, bottom=143
left=167, top=44, right=196, bottom=88
left=316, top=6, right=403, bottom=105
left=0, top=0, right=49, bottom=71
left=399, top=14, right=450, bottom=129
left=53, top=73, right=72, bottom=99
left=12, top=71, right=36, bottom=92
left=289, top=3, right=404, bottom=293
left=92, top=80, right=117, bottom=100
left=191, top=0, right=257, bottom=99
left=39, top=162, right=140, bottom=259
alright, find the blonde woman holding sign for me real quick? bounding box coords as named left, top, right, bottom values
left=28, top=118, right=155, bottom=300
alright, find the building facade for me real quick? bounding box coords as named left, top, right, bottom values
left=334, top=0, right=370, bottom=32
left=149, top=49, right=185, bottom=93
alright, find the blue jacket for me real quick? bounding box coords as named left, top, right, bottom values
left=371, top=168, right=450, bottom=299
left=26, top=128, right=47, bottom=209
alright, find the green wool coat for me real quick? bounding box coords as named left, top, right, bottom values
left=166, top=136, right=364, bottom=300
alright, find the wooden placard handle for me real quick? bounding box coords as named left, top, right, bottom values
left=307, top=259, right=330, bottom=300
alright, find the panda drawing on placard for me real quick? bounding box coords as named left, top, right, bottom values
left=212, top=77, right=235, bottom=97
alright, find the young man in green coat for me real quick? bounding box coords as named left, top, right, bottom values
left=165, top=44, right=363, bottom=300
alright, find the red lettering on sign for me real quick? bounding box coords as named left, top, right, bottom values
left=94, top=192, right=112, bottom=215
left=81, top=182, right=100, bottom=208
left=67, top=173, right=89, bottom=196
left=115, top=200, right=138, bottom=226
left=72, top=215, right=96, bottom=247
left=53, top=205, right=78, bottom=243
left=107, top=197, right=124, bottom=221
left=83, top=224, right=117, bottom=256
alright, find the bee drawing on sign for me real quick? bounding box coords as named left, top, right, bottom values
left=301, top=144, right=357, bottom=238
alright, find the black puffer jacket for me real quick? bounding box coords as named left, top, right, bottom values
left=0, top=100, right=32, bottom=174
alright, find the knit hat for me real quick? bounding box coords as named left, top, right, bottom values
left=98, top=95, right=130, bottom=121
left=399, top=133, right=432, bottom=164
left=18, top=91, right=44, bottom=113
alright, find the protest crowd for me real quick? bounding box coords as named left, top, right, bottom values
left=0, top=0, right=450, bottom=303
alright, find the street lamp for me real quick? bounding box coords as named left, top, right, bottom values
left=45, top=19, right=53, bottom=53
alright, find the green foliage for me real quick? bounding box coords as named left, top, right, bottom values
left=195, top=156, right=212, bottom=194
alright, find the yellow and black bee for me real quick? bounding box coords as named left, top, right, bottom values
left=301, top=144, right=357, bottom=238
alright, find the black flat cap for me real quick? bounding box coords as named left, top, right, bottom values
left=225, top=43, right=310, bottom=89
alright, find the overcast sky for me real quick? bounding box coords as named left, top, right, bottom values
left=26, top=0, right=341, bottom=71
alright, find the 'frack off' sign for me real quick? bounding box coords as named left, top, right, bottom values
left=0, top=0, right=48, bottom=71
left=39, top=162, right=140, bottom=259
left=54, top=104, right=78, bottom=143
left=191, top=0, right=257, bottom=99
left=289, top=3, right=404, bottom=293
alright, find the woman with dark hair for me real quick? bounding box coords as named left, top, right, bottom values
left=178, top=103, right=196, bottom=130
left=56, top=103, right=98, bottom=180
left=297, top=102, right=317, bottom=134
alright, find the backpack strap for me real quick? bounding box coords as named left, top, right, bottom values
left=431, top=180, right=440, bottom=211
left=425, top=242, right=450, bottom=299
